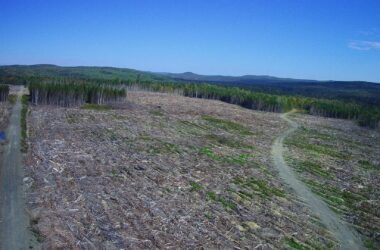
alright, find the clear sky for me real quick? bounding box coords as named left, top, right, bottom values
left=1, top=0, right=379, bottom=82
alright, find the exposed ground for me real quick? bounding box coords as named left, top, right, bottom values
left=25, top=91, right=339, bottom=249
left=284, top=112, right=380, bottom=249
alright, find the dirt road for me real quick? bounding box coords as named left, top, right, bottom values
left=0, top=86, right=39, bottom=249
left=271, top=111, right=363, bottom=249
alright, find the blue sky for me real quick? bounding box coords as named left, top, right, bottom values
left=0, top=0, right=379, bottom=82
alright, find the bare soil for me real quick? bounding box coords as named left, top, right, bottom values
left=25, top=92, right=339, bottom=249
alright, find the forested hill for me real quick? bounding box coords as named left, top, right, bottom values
left=0, top=64, right=169, bottom=82
left=160, top=72, right=380, bottom=106
left=1, top=64, right=380, bottom=106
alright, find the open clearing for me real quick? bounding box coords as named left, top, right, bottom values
left=23, top=91, right=378, bottom=249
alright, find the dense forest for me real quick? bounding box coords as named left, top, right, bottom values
left=0, top=65, right=379, bottom=128
left=0, top=85, right=9, bottom=102
left=29, top=82, right=126, bottom=107
left=126, top=81, right=380, bottom=128
left=161, top=71, right=380, bottom=106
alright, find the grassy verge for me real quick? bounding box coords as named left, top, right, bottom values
left=21, top=95, right=28, bottom=152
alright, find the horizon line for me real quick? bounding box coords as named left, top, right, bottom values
left=0, top=63, right=379, bottom=84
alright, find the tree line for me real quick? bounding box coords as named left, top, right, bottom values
left=2, top=75, right=379, bottom=128
left=29, top=82, right=126, bottom=107
left=0, top=84, right=9, bottom=102
left=124, top=81, right=380, bottom=128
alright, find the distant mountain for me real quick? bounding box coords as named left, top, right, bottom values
left=159, top=71, right=318, bottom=84
left=1, top=64, right=380, bottom=106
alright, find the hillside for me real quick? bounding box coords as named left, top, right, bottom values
left=160, top=72, right=380, bottom=106
left=1, top=64, right=380, bottom=106
left=0, top=64, right=168, bottom=83
left=25, top=92, right=332, bottom=248
left=20, top=92, right=378, bottom=248
left=0, top=84, right=378, bottom=248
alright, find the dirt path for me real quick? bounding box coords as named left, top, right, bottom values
left=271, top=111, right=363, bottom=249
left=0, top=86, right=39, bottom=249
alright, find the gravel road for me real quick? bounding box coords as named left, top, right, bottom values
left=0, top=86, right=39, bottom=249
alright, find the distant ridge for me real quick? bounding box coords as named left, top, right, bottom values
left=158, top=71, right=380, bottom=85
left=158, top=71, right=320, bottom=84
left=1, top=64, right=378, bottom=84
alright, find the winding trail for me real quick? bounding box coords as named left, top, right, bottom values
left=0, top=86, right=39, bottom=249
left=271, top=111, right=363, bottom=249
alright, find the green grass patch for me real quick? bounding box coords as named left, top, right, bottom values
left=66, top=113, right=79, bottom=124
left=227, top=154, right=250, bottom=165
left=206, top=191, right=237, bottom=210
left=364, top=238, right=379, bottom=250
left=303, top=179, right=364, bottom=211
left=236, top=190, right=254, bottom=200
left=105, top=128, right=118, bottom=142
left=190, top=181, right=203, bottom=192
left=233, top=177, right=285, bottom=199
left=359, top=160, right=379, bottom=171
left=204, top=212, right=213, bottom=220
left=176, top=120, right=208, bottom=136
left=206, top=134, right=255, bottom=149
left=200, top=147, right=218, bottom=160
left=202, top=115, right=254, bottom=135
left=179, top=120, right=207, bottom=130
left=149, top=141, right=180, bottom=154
left=206, top=191, right=217, bottom=201
left=292, top=160, right=333, bottom=178
left=199, top=147, right=251, bottom=165
left=150, top=110, right=164, bottom=116
left=286, top=137, right=348, bottom=159
left=140, top=136, right=181, bottom=155
left=138, top=135, right=180, bottom=154
left=285, top=237, right=309, bottom=250
left=8, top=94, right=17, bottom=104
left=218, top=196, right=237, bottom=210
left=304, top=128, right=336, bottom=141
left=81, top=103, right=111, bottom=111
